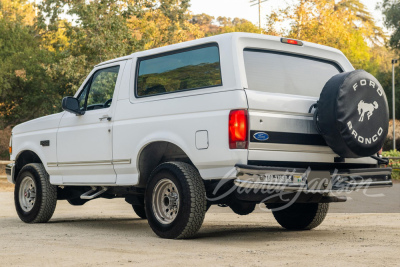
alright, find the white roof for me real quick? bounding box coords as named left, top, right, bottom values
left=95, top=32, right=353, bottom=91
left=96, top=32, right=347, bottom=67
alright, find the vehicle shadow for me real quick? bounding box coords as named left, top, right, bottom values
left=46, top=217, right=151, bottom=233
left=196, top=225, right=333, bottom=241
left=45, top=216, right=334, bottom=242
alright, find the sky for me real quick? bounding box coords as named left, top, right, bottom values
left=190, top=0, right=386, bottom=31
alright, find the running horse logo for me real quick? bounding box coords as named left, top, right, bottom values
left=357, top=100, right=378, bottom=122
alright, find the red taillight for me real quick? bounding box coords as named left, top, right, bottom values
left=287, top=39, right=298, bottom=45
left=229, top=110, right=248, bottom=149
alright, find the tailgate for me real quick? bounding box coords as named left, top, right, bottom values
left=247, top=91, right=329, bottom=154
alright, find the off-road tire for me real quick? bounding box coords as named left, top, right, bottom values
left=145, top=162, right=206, bottom=239
left=132, top=204, right=147, bottom=219
left=14, top=163, right=57, bottom=223
left=229, top=201, right=255, bottom=215
left=271, top=203, right=329, bottom=230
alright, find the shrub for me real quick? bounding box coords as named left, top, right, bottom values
left=0, top=126, right=11, bottom=160
left=382, top=150, right=400, bottom=180
left=383, top=120, right=400, bottom=151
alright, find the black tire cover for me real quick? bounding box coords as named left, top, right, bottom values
left=316, top=70, right=389, bottom=158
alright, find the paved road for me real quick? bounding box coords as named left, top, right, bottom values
left=211, top=183, right=400, bottom=213
left=0, top=184, right=399, bottom=266
left=328, top=183, right=400, bottom=213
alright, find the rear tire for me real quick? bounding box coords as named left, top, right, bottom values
left=14, top=163, right=57, bottom=223
left=271, top=203, right=329, bottom=230
left=145, top=162, right=206, bottom=239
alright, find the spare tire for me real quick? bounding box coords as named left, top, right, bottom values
left=315, top=70, right=389, bottom=158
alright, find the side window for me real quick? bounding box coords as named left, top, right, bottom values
left=136, top=44, right=222, bottom=97
left=78, top=66, right=120, bottom=111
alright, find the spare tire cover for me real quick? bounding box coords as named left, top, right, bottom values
left=317, top=70, right=389, bottom=158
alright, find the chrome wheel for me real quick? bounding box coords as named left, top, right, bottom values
left=152, top=178, right=180, bottom=224
left=19, top=176, right=36, bottom=212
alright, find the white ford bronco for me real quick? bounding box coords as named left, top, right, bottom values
left=6, top=33, right=393, bottom=239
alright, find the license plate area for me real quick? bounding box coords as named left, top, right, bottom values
left=248, top=173, right=306, bottom=185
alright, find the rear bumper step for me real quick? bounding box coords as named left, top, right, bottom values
left=235, top=164, right=392, bottom=192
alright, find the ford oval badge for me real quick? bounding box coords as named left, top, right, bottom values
left=253, top=132, right=269, bottom=141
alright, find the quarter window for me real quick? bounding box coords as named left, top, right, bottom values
left=136, top=44, right=222, bottom=97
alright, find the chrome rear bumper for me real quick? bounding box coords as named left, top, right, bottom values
left=235, top=164, right=392, bottom=193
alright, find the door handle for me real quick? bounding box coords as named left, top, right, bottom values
left=99, top=115, right=112, bottom=121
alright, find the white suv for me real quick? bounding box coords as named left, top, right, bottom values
left=6, top=33, right=392, bottom=239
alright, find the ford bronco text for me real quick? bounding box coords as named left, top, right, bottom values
left=6, top=33, right=392, bottom=239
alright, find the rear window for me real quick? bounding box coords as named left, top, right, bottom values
left=243, top=49, right=342, bottom=97
left=136, top=44, right=222, bottom=97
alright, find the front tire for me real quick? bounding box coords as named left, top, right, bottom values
left=271, top=203, right=329, bottom=230
left=14, top=163, right=57, bottom=223
left=145, top=162, right=206, bottom=239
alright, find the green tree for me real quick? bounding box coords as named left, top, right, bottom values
left=335, top=0, right=385, bottom=45
left=265, top=0, right=387, bottom=72
left=128, top=1, right=204, bottom=50
left=217, top=17, right=261, bottom=34
left=380, top=0, right=400, bottom=121
left=190, top=13, right=219, bottom=35
left=376, top=66, right=400, bottom=120
left=381, top=0, right=400, bottom=49
left=0, top=0, right=58, bottom=126
left=37, top=0, right=146, bottom=95
left=190, top=15, right=261, bottom=35
left=38, top=0, right=202, bottom=94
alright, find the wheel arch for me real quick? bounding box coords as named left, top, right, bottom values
left=13, top=150, right=43, bottom=183
left=136, top=141, right=195, bottom=188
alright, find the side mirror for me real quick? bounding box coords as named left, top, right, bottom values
left=62, top=97, right=84, bottom=115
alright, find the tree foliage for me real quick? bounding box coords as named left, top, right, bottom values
left=265, top=0, right=388, bottom=72
left=379, top=1, right=400, bottom=123
left=381, top=0, right=400, bottom=49
left=36, top=0, right=206, bottom=96
left=0, top=0, right=58, bottom=126
left=0, top=0, right=398, bottom=130
left=217, top=17, right=261, bottom=34
left=191, top=15, right=261, bottom=35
